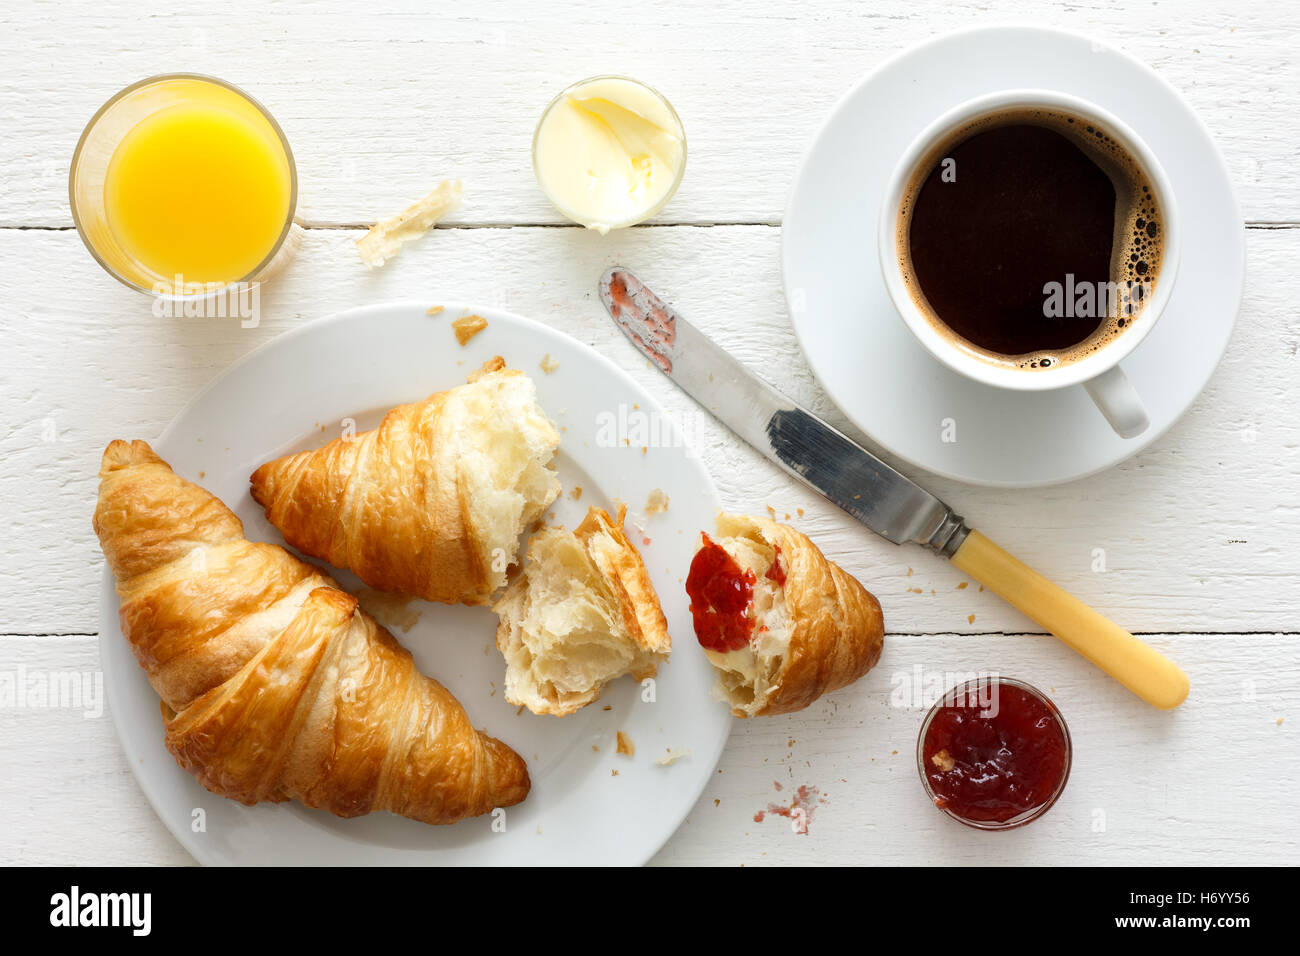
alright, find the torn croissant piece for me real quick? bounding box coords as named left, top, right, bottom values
left=250, top=357, right=560, bottom=606
left=94, top=439, right=529, bottom=825
left=686, top=513, right=884, bottom=718
left=493, top=505, right=670, bottom=716
left=356, top=178, right=462, bottom=269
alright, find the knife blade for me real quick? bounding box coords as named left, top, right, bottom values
left=598, top=266, right=1190, bottom=709
left=598, top=266, right=969, bottom=555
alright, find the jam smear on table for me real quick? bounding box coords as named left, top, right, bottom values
left=686, top=533, right=756, bottom=652
left=923, top=682, right=1068, bottom=824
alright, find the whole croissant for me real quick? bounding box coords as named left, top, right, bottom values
left=93, top=439, right=529, bottom=825
left=250, top=357, right=560, bottom=606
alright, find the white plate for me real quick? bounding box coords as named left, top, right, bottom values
left=98, top=302, right=729, bottom=866
left=783, top=25, right=1244, bottom=487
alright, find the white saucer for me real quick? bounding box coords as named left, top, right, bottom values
left=783, top=25, right=1244, bottom=487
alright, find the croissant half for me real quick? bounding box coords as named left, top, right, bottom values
left=687, top=513, right=884, bottom=717
left=94, top=440, right=529, bottom=825
left=494, top=505, right=670, bottom=716
left=250, top=357, right=560, bottom=606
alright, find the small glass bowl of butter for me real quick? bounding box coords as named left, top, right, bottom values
left=532, top=75, right=686, bottom=234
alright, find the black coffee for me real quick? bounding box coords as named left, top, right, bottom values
left=898, top=108, right=1162, bottom=369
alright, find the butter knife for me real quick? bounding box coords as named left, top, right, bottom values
left=599, top=266, right=1188, bottom=709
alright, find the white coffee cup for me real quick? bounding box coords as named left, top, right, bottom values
left=878, top=89, right=1180, bottom=439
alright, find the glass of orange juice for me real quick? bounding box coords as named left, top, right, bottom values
left=70, top=74, right=297, bottom=304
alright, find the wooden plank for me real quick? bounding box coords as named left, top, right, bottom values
left=1, top=225, right=1296, bottom=635
left=0, top=0, right=1294, bottom=227
left=1, top=632, right=1292, bottom=865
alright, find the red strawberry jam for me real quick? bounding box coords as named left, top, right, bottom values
left=686, top=533, right=755, bottom=652
left=764, top=544, right=787, bottom=586
left=920, top=678, right=1070, bottom=827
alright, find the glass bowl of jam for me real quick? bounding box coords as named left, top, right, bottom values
left=917, top=676, right=1071, bottom=830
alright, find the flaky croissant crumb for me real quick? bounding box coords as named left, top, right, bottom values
left=356, top=180, right=462, bottom=268
left=453, top=314, right=488, bottom=345
left=655, top=747, right=690, bottom=766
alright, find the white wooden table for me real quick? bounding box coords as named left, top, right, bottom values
left=2, top=0, right=1297, bottom=866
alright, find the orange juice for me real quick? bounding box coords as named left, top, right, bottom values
left=99, top=78, right=294, bottom=287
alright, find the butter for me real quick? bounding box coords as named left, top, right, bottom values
left=533, top=76, right=685, bottom=233
left=704, top=646, right=759, bottom=683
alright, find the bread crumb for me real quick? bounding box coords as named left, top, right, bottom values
left=656, top=747, right=690, bottom=766
left=426, top=305, right=444, bottom=316
left=357, top=179, right=462, bottom=268
left=592, top=745, right=599, bottom=752
left=357, top=589, right=421, bottom=633
left=967, top=613, right=976, bottom=624
left=714, top=799, right=720, bottom=807
left=466, top=354, right=505, bottom=382
left=645, top=489, right=669, bottom=515
left=956, top=581, right=968, bottom=590
left=797, top=508, right=804, bottom=517
left=540, top=353, right=559, bottom=374
left=602, top=704, right=612, bottom=711
left=930, top=749, right=955, bottom=772
left=569, top=486, right=583, bottom=500
left=616, top=731, right=635, bottom=756
left=1279, top=717, right=1285, bottom=726
left=611, top=769, right=619, bottom=776
left=452, top=314, right=488, bottom=345
left=198, top=471, right=205, bottom=479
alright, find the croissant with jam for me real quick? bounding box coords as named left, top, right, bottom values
left=686, top=513, right=884, bottom=717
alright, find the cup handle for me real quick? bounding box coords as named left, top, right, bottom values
left=1083, top=365, right=1149, bottom=438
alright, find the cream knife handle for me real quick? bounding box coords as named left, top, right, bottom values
left=950, top=530, right=1189, bottom=709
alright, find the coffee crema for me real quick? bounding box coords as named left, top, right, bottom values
left=897, top=107, right=1163, bottom=370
